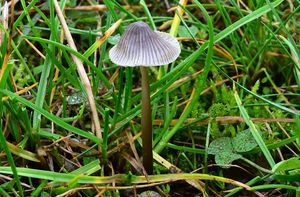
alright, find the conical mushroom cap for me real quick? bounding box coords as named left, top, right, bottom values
left=109, top=22, right=181, bottom=66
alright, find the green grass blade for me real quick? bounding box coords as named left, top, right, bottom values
left=0, top=51, right=24, bottom=197
left=278, top=35, right=300, bottom=85
left=102, top=109, right=109, bottom=162
left=0, top=167, right=254, bottom=190
left=0, top=187, right=10, bottom=197
left=23, top=36, right=112, bottom=89
left=6, top=142, right=40, bottom=162
left=109, top=0, right=138, bottom=20
left=0, top=89, right=101, bottom=144
left=32, top=0, right=59, bottom=137
left=155, top=0, right=214, bottom=153
left=30, top=180, right=48, bottom=197
left=216, top=66, right=300, bottom=115
left=214, top=0, right=284, bottom=43
left=234, top=89, right=276, bottom=168
left=13, top=0, right=39, bottom=30
left=71, top=160, right=101, bottom=175
left=139, top=0, right=156, bottom=30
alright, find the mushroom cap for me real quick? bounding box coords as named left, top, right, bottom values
left=109, top=22, right=181, bottom=66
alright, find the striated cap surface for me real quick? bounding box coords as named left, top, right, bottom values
left=109, top=22, right=181, bottom=66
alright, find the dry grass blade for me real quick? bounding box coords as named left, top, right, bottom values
left=121, top=152, right=143, bottom=174
left=125, top=130, right=147, bottom=175
left=133, top=174, right=252, bottom=191
left=65, top=5, right=107, bottom=11
left=16, top=28, right=45, bottom=59
left=153, top=152, right=205, bottom=193
left=6, top=141, right=40, bottom=162
left=0, top=0, right=18, bottom=12
left=2, top=83, right=37, bottom=101
left=169, top=0, right=188, bottom=36
left=53, top=0, right=102, bottom=140
left=84, top=18, right=122, bottom=58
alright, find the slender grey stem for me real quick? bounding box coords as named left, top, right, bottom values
left=140, top=66, right=153, bottom=174
left=241, top=157, right=273, bottom=174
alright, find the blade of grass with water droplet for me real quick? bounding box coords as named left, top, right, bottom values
left=234, top=89, right=276, bottom=168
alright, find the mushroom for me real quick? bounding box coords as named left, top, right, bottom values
left=109, top=21, right=181, bottom=174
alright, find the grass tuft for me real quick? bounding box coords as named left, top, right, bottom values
left=0, top=0, right=299, bottom=196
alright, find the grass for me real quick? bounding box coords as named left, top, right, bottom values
left=0, top=0, right=299, bottom=196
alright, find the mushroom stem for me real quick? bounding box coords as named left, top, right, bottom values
left=140, top=66, right=153, bottom=174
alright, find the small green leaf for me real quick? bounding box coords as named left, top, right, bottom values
left=272, top=157, right=300, bottom=173
left=232, top=129, right=258, bottom=153
left=108, top=34, right=120, bottom=45
left=208, top=137, right=233, bottom=155
left=7, top=142, right=40, bottom=162
left=215, top=152, right=242, bottom=166
left=177, top=25, right=199, bottom=38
